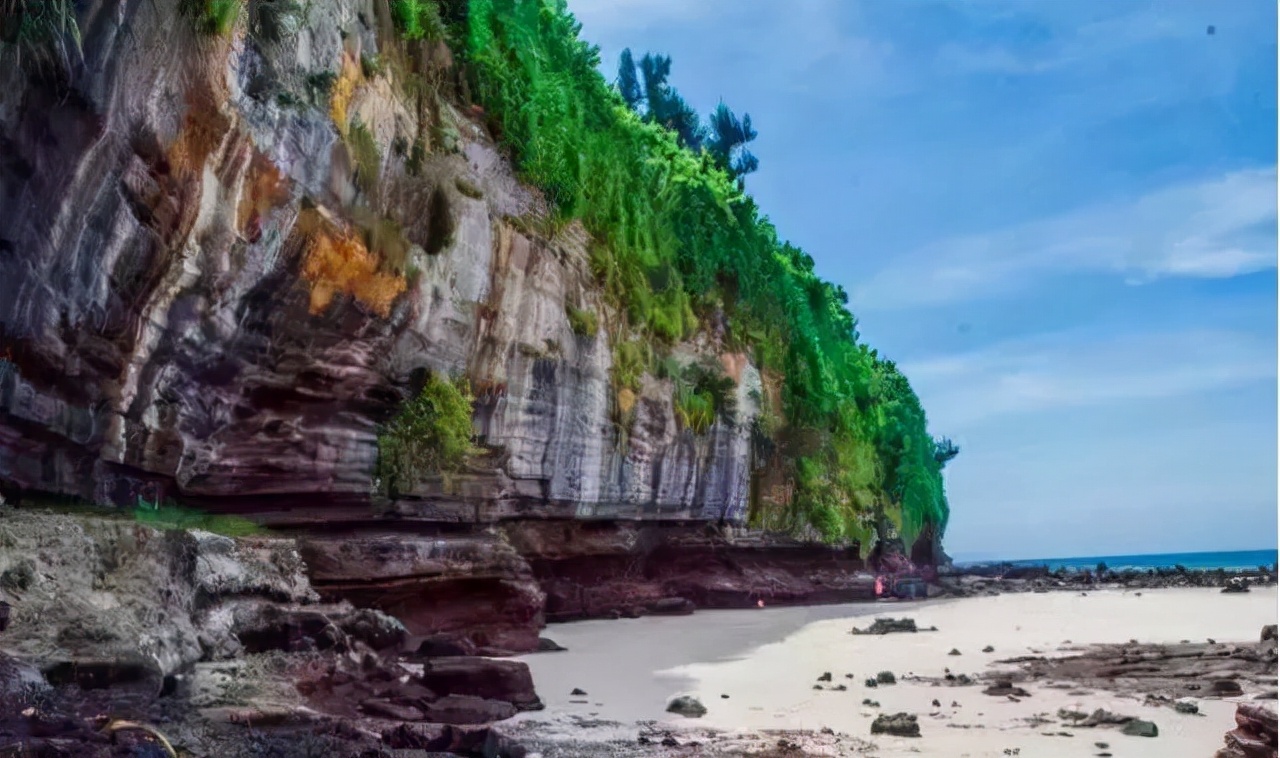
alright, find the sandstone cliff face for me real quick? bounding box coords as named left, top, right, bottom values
left=0, top=0, right=760, bottom=523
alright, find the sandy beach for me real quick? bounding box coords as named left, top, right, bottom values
left=517, top=586, right=1278, bottom=756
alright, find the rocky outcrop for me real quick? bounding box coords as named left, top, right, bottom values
left=1216, top=703, right=1278, bottom=758
left=506, top=521, right=875, bottom=622
left=0, top=0, right=760, bottom=526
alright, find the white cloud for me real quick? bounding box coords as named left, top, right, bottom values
left=851, top=166, right=1277, bottom=311
left=903, top=327, right=1277, bottom=429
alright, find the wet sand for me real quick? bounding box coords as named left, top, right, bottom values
left=517, top=586, right=1278, bottom=756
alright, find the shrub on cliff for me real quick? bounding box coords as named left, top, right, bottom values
left=377, top=373, right=476, bottom=496
left=461, top=0, right=952, bottom=548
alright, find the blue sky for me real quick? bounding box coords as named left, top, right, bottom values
left=566, top=0, right=1277, bottom=561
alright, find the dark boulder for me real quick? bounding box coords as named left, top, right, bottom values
left=871, top=712, right=920, bottom=737
left=1121, top=719, right=1158, bottom=737
left=667, top=695, right=706, bottom=718
left=853, top=618, right=919, bottom=635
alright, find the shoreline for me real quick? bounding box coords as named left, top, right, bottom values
left=510, top=585, right=1278, bottom=757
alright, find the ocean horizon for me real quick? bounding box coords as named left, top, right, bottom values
left=953, top=548, right=1279, bottom=572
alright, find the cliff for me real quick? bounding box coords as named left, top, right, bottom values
left=0, top=0, right=948, bottom=649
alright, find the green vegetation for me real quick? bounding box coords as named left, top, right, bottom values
left=0, top=0, right=81, bottom=70
left=463, top=0, right=955, bottom=548
left=361, top=52, right=386, bottom=79
left=347, top=119, right=381, bottom=197
left=565, top=303, right=598, bottom=337
left=661, top=357, right=735, bottom=435
left=181, top=0, right=243, bottom=36
left=132, top=499, right=265, bottom=537
left=305, top=69, right=338, bottom=104
left=4, top=493, right=265, bottom=538
left=390, top=0, right=446, bottom=42
left=616, top=49, right=759, bottom=183
left=376, top=373, right=476, bottom=496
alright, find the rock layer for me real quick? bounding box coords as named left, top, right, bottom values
left=0, top=0, right=761, bottom=526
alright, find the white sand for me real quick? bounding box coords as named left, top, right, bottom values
left=519, top=586, right=1279, bottom=757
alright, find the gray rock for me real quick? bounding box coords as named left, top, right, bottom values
left=853, top=618, right=919, bottom=635
left=1120, top=719, right=1158, bottom=737
left=666, top=695, right=706, bottom=718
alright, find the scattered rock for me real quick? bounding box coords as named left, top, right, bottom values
left=948, top=648, right=962, bottom=656
left=853, top=618, right=920, bottom=635
left=1120, top=719, right=1158, bottom=737
left=817, top=672, right=832, bottom=682
left=1081, top=709, right=1134, bottom=727
left=666, top=695, right=706, bottom=718
left=862, top=698, right=880, bottom=707
left=834, top=684, right=847, bottom=691
left=720, top=694, right=729, bottom=699
left=931, top=699, right=941, bottom=707
left=570, top=688, right=586, bottom=696
left=876, top=671, right=896, bottom=685
left=865, top=678, right=878, bottom=688
left=1174, top=699, right=1199, bottom=715
left=983, top=645, right=995, bottom=653
left=983, top=680, right=1030, bottom=698
left=871, top=712, right=921, bottom=737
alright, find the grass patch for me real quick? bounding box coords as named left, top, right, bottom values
left=347, top=119, right=381, bottom=197
left=133, top=500, right=265, bottom=537
left=305, top=70, right=338, bottom=105
left=181, top=0, right=243, bottom=36
left=376, top=373, right=476, bottom=497
left=565, top=303, right=598, bottom=337
left=390, top=0, right=446, bottom=42
left=361, top=53, right=386, bottom=78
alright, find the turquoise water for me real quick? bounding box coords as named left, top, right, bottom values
left=963, top=549, right=1278, bottom=572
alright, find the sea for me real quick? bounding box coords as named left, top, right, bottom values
left=957, top=548, right=1279, bottom=573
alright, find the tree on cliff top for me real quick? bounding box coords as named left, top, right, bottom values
left=615, top=47, right=759, bottom=182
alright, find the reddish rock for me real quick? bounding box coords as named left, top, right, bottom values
left=299, top=534, right=545, bottom=653
left=1215, top=703, right=1276, bottom=758
left=418, top=657, right=542, bottom=711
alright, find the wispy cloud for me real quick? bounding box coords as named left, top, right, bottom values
left=851, top=166, right=1277, bottom=311
left=904, top=327, right=1277, bottom=429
